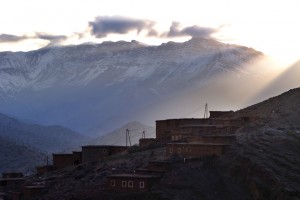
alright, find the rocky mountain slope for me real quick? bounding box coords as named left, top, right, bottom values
left=0, top=112, right=89, bottom=153
left=0, top=37, right=263, bottom=136
left=89, top=121, right=155, bottom=146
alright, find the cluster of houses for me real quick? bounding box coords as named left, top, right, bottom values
left=0, top=110, right=252, bottom=198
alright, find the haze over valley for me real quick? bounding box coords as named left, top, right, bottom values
left=0, top=1, right=299, bottom=199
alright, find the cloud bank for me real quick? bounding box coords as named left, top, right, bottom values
left=88, top=16, right=218, bottom=39
left=89, top=16, right=157, bottom=38
left=164, top=22, right=217, bottom=38
left=0, top=33, right=67, bottom=44
left=0, top=34, right=28, bottom=42
left=1, top=17, right=219, bottom=47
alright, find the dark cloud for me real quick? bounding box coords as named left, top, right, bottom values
left=35, top=33, right=67, bottom=43
left=0, top=33, right=68, bottom=44
left=89, top=16, right=156, bottom=38
left=164, top=22, right=217, bottom=38
left=0, top=34, right=28, bottom=43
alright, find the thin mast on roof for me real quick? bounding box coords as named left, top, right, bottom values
left=142, top=130, right=145, bottom=139
left=126, top=129, right=131, bottom=147
left=204, top=103, right=208, bottom=118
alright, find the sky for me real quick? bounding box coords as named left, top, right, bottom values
left=0, top=0, right=299, bottom=65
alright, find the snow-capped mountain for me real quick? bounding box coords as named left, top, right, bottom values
left=0, top=37, right=263, bottom=136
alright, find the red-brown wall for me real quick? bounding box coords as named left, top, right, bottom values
left=166, top=143, right=228, bottom=158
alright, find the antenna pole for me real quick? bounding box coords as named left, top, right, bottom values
left=128, top=130, right=131, bottom=146
left=126, top=129, right=129, bottom=147
left=204, top=103, right=208, bottom=118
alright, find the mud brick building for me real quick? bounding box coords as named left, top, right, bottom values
left=0, top=178, right=26, bottom=193
left=72, top=151, right=82, bottom=165
left=106, top=174, right=160, bottom=193
left=82, top=145, right=128, bottom=163
left=166, top=143, right=229, bottom=158
left=22, top=185, right=46, bottom=200
left=187, top=134, right=236, bottom=144
left=36, top=165, right=55, bottom=176
left=52, top=151, right=83, bottom=169
left=139, top=138, right=160, bottom=148
left=209, top=111, right=234, bottom=118
left=52, top=153, right=74, bottom=169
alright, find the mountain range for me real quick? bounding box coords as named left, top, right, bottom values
left=0, top=112, right=89, bottom=153
left=0, top=37, right=264, bottom=136
left=0, top=136, right=46, bottom=175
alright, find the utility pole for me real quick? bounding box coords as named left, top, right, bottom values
left=126, top=129, right=131, bottom=147
left=142, top=130, right=145, bottom=139
left=204, top=103, right=208, bottom=118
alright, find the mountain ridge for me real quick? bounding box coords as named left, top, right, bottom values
left=0, top=37, right=264, bottom=135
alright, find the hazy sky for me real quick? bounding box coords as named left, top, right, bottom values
left=0, top=0, right=299, bottom=65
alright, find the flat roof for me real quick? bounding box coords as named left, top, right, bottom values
left=156, top=117, right=242, bottom=122
left=139, top=138, right=157, bottom=140
left=52, top=153, right=73, bottom=156
left=167, top=142, right=229, bottom=146
left=180, top=125, right=239, bottom=128
left=210, top=111, right=234, bottom=113
left=107, top=174, right=161, bottom=178
left=156, top=118, right=205, bottom=122
left=180, top=125, right=216, bottom=128
left=82, top=145, right=128, bottom=148
left=201, top=134, right=236, bottom=137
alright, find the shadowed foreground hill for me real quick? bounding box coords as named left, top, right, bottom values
left=28, top=88, right=300, bottom=200
left=225, top=88, right=300, bottom=199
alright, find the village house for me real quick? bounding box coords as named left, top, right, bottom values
left=0, top=178, right=26, bottom=193
left=22, top=185, right=46, bottom=200
left=106, top=174, right=161, bottom=193
left=155, top=109, right=248, bottom=144
left=166, top=143, right=229, bottom=158
left=186, top=134, right=236, bottom=144
left=139, top=138, right=160, bottom=148
left=52, top=151, right=83, bottom=170
left=36, top=165, right=55, bottom=176
left=209, top=111, right=234, bottom=118
left=82, top=145, right=128, bottom=163
left=52, top=153, right=74, bottom=169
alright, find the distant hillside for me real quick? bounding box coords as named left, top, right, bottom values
left=0, top=113, right=89, bottom=153
left=0, top=136, right=46, bottom=175
left=89, top=121, right=155, bottom=146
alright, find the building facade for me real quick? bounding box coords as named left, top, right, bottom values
left=166, top=143, right=229, bottom=158
left=82, top=145, right=128, bottom=163
left=106, top=174, right=160, bottom=193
